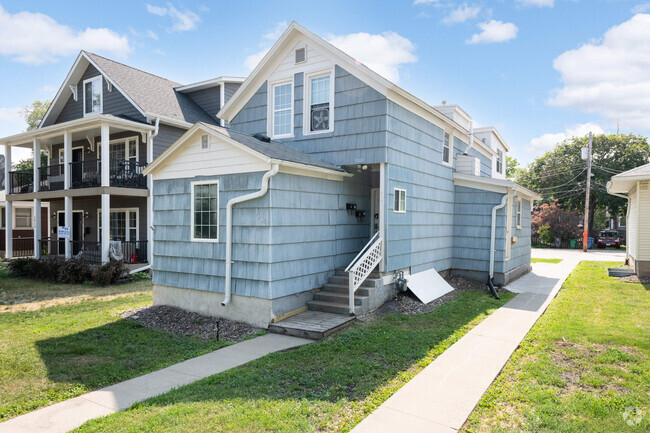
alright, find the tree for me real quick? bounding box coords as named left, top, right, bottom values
left=13, top=153, right=49, bottom=171
left=506, top=156, right=520, bottom=180
left=531, top=200, right=582, bottom=240
left=21, top=100, right=51, bottom=131
left=518, top=134, right=650, bottom=236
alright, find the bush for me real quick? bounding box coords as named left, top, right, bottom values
left=57, top=259, right=93, bottom=284
left=92, top=259, right=130, bottom=286
left=7, top=258, right=36, bottom=277
left=131, top=271, right=151, bottom=281
left=538, top=224, right=554, bottom=245
left=33, top=257, right=64, bottom=281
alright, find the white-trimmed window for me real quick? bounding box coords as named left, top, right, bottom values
left=1, top=207, right=5, bottom=229
left=271, top=81, right=293, bottom=138
left=442, top=132, right=451, bottom=165
left=394, top=188, right=406, bottom=213
left=516, top=198, right=522, bottom=229
left=305, top=71, right=333, bottom=134
left=98, top=208, right=139, bottom=241
left=83, top=76, right=103, bottom=116
left=15, top=207, right=33, bottom=229
left=191, top=181, right=219, bottom=242
left=496, top=149, right=504, bottom=174
left=98, top=136, right=138, bottom=162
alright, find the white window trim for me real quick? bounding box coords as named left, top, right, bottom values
left=83, top=76, right=103, bottom=117
left=96, top=207, right=140, bottom=242
left=303, top=67, right=335, bottom=136
left=98, top=135, right=139, bottom=162
left=267, top=77, right=294, bottom=139
left=516, top=197, right=522, bottom=229
left=394, top=188, right=407, bottom=213
left=13, top=206, right=34, bottom=229
left=442, top=131, right=453, bottom=166
left=496, top=149, right=504, bottom=175
left=190, top=180, right=220, bottom=243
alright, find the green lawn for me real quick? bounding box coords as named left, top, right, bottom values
left=0, top=278, right=230, bottom=422
left=73, top=290, right=513, bottom=433
left=463, top=261, right=650, bottom=433
left=531, top=258, right=563, bottom=264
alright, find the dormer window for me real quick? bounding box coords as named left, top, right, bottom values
left=83, top=76, right=103, bottom=116
left=305, top=70, right=333, bottom=135
left=496, top=149, right=504, bottom=174
left=270, top=80, right=293, bottom=138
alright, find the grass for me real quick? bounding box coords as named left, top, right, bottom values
left=73, top=290, right=514, bottom=433
left=531, top=258, right=563, bottom=264
left=463, top=261, right=650, bottom=433
left=0, top=277, right=231, bottom=422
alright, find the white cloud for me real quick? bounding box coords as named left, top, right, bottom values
left=529, top=123, right=604, bottom=155
left=263, top=21, right=288, bottom=41
left=632, top=3, right=650, bottom=13
left=146, top=3, right=201, bottom=32
left=243, top=21, right=288, bottom=71
left=326, top=32, right=418, bottom=83
left=515, top=0, right=554, bottom=7
left=0, top=5, right=131, bottom=65
left=444, top=4, right=481, bottom=24
left=548, top=14, right=650, bottom=129
left=0, top=107, right=31, bottom=160
left=467, top=20, right=518, bottom=44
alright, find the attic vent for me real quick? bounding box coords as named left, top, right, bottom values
left=641, top=181, right=650, bottom=190
left=295, top=47, right=306, bottom=64
left=253, top=133, right=271, bottom=143
left=201, top=134, right=209, bottom=149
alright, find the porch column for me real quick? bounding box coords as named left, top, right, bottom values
left=4, top=145, right=12, bottom=258
left=33, top=138, right=40, bottom=193
left=64, top=196, right=72, bottom=259
left=63, top=131, right=71, bottom=190
left=33, top=199, right=41, bottom=259
left=100, top=123, right=110, bottom=187
left=101, top=193, right=110, bottom=264
left=147, top=132, right=154, bottom=265
left=379, top=162, right=386, bottom=273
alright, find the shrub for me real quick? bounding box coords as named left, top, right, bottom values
left=538, top=224, right=554, bottom=245
left=57, top=259, right=93, bottom=284
left=92, top=259, right=130, bottom=286
left=131, top=271, right=151, bottom=281
left=7, top=258, right=36, bottom=277
left=33, top=257, right=63, bottom=281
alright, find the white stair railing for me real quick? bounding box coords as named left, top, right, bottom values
left=345, top=232, right=383, bottom=315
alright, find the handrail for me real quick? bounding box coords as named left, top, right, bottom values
left=346, top=233, right=383, bottom=315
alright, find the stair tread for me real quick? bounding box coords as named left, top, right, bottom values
left=316, top=291, right=368, bottom=300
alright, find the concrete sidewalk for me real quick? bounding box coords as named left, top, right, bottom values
left=0, top=334, right=312, bottom=433
left=352, top=251, right=624, bottom=433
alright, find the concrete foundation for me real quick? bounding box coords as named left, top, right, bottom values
left=633, top=258, right=650, bottom=278
left=450, top=262, right=532, bottom=287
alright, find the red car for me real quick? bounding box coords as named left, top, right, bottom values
left=597, top=230, right=620, bottom=249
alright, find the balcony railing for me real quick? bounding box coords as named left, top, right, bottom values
left=108, top=159, right=147, bottom=189
left=8, top=169, right=34, bottom=194
left=39, top=164, right=65, bottom=191
left=70, top=159, right=101, bottom=189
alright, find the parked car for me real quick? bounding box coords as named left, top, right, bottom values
left=597, top=230, right=621, bottom=249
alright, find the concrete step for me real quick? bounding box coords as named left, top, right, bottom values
left=307, top=300, right=369, bottom=315
left=321, top=283, right=372, bottom=297
left=334, top=268, right=381, bottom=279
left=327, top=274, right=382, bottom=288
left=313, top=291, right=368, bottom=307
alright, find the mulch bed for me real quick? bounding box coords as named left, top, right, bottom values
left=617, top=275, right=650, bottom=284
left=363, top=274, right=505, bottom=318
left=120, top=305, right=262, bottom=341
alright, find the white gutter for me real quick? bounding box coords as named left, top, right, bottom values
left=465, top=120, right=474, bottom=154
left=490, top=191, right=515, bottom=280
left=222, top=164, right=279, bottom=306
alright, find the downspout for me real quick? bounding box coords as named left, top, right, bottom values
left=489, top=190, right=515, bottom=299
left=464, top=120, right=474, bottom=154
left=222, top=164, right=279, bottom=306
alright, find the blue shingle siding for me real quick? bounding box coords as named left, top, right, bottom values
left=452, top=186, right=506, bottom=274
left=452, top=136, right=493, bottom=177
left=153, top=171, right=371, bottom=300
left=49, top=64, right=145, bottom=126
left=506, top=198, right=532, bottom=272
left=230, top=66, right=388, bottom=167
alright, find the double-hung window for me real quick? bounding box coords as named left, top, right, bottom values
left=442, top=132, right=451, bottom=165
left=516, top=198, right=522, bottom=229
left=306, top=74, right=332, bottom=133
left=191, top=181, right=219, bottom=241
left=496, top=149, right=504, bottom=175
left=83, top=76, right=103, bottom=116
left=394, top=188, right=406, bottom=213
left=272, top=82, right=293, bottom=137
left=98, top=209, right=138, bottom=241
left=15, top=208, right=33, bottom=229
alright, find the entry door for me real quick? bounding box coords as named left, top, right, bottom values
left=370, top=188, right=380, bottom=236
left=71, top=148, right=83, bottom=187
left=58, top=212, right=83, bottom=255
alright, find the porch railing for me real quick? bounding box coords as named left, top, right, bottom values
left=39, top=164, right=65, bottom=191
left=109, top=159, right=147, bottom=189
left=11, top=237, right=35, bottom=257
left=345, top=232, right=383, bottom=315
left=70, top=160, right=101, bottom=189
left=38, top=238, right=147, bottom=265
left=8, top=169, right=34, bottom=194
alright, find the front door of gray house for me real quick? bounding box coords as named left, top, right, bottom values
left=371, top=188, right=380, bottom=236
left=58, top=212, right=83, bottom=255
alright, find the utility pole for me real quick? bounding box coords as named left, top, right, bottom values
left=583, top=132, right=593, bottom=252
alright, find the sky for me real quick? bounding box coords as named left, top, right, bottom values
left=0, top=0, right=648, bottom=165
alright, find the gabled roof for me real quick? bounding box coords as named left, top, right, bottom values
left=218, top=21, right=498, bottom=158
left=40, top=51, right=217, bottom=128
left=607, top=162, right=650, bottom=195
left=143, top=122, right=346, bottom=177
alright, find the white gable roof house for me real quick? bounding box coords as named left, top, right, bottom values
left=141, top=21, right=540, bottom=335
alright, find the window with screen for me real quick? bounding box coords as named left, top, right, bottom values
left=192, top=181, right=219, bottom=241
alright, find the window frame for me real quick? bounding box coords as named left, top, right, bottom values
left=393, top=188, right=407, bottom=214
left=516, top=197, right=522, bottom=229
left=97, top=207, right=139, bottom=242
left=83, top=76, right=103, bottom=117
left=496, top=149, right=504, bottom=174
left=14, top=207, right=34, bottom=229
left=97, top=136, right=139, bottom=163
left=442, top=131, right=452, bottom=165
left=303, top=68, right=335, bottom=136
left=267, top=78, right=294, bottom=139
left=190, top=180, right=220, bottom=243
left=1, top=206, right=6, bottom=229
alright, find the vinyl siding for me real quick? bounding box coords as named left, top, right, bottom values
left=49, top=64, right=145, bottom=126
left=185, top=87, right=220, bottom=120
left=628, top=186, right=638, bottom=260
left=638, top=181, right=650, bottom=260
left=224, top=83, right=240, bottom=104
left=153, top=124, right=187, bottom=159
left=505, top=197, right=532, bottom=273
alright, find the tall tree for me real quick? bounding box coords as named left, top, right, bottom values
left=21, top=100, right=51, bottom=131
left=506, top=156, right=520, bottom=180
left=518, top=134, right=650, bottom=235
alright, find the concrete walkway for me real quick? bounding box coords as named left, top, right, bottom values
left=0, top=334, right=312, bottom=433
left=352, top=249, right=625, bottom=433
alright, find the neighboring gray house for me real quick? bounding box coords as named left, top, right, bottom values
left=1, top=51, right=243, bottom=264
left=144, top=22, right=540, bottom=327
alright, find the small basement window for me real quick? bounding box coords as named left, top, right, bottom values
left=83, top=76, right=103, bottom=116
left=191, top=181, right=219, bottom=241
left=394, top=188, right=406, bottom=213
left=443, top=132, right=451, bottom=165
left=516, top=198, right=522, bottom=228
